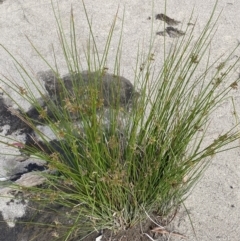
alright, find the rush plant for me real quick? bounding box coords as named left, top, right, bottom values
left=0, top=1, right=239, bottom=240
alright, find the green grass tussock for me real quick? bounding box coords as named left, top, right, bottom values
left=0, top=1, right=239, bottom=240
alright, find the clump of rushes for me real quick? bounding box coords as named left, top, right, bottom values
left=1, top=0, right=240, bottom=240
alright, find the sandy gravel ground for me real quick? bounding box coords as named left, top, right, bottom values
left=0, top=1, right=240, bottom=240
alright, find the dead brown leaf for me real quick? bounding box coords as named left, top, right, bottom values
left=151, top=226, right=187, bottom=239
